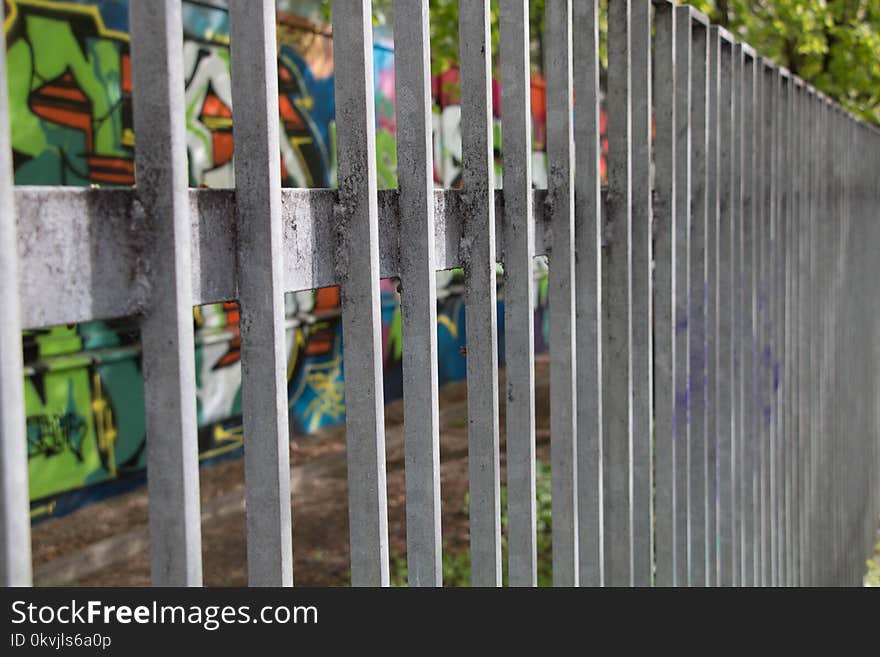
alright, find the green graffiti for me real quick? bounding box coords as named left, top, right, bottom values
left=24, top=368, right=98, bottom=500
left=7, top=4, right=131, bottom=185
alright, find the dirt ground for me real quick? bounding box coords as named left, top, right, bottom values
left=31, top=356, right=552, bottom=586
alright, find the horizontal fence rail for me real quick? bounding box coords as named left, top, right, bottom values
left=1, top=0, right=879, bottom=587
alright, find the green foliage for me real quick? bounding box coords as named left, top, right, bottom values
left=321, top=1, right=608, bottom=75
left=865, top=533, right=880, bottom=586
left=321, top=1, right=879, bottom=123
left=690, top=0, right=880, bottom=124
left=391, top=460, right=554, bottom=587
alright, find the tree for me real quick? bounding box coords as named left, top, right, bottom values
left=685, top=0, right=880, bottom=124
left=321, top=0, right=878, bottom=124
left=322, top=1, right=607, bottom=76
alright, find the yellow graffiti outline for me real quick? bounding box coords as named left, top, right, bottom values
left=91, top=371, right=117, bottom=478
left=30, top=500, right=56, bottom=519
left=287, top=326, right=306, bottom=381
left=437, top=314, right=458, bottom=340
left=198, top=441, right=242, bottom=461
left=212, top=421, right=243, bottom=445
left=5, top=0, right=131, bottom=42
left=288, top=350, right=345, bottom=433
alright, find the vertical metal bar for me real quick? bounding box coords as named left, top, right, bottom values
left=796, top=81, right=809, bottom=586
left=805, top=86, right=817, bottom=586
left=500, top=0, right=537, bottom=588
left=842, top=112, right=855, bottom=585
left=652, top=0, right=676, bottom=587
left=790, top=78, right=803, bottom=587
left=631, top=0, right=654, bottom=587
left=783, top=71, right=793, bottom=587
left=779, top=70, right=790, bottom=587
left=765, top=66, right=775, bottom=588
left=546, top=0, right=579, bottom=587
left=715, top=32, right=735, bottom=587
left=778, top=72, right=788, bottom=588
left=790, top=79, right=799, bottom=587
left=815, top=95, right=833, bottom=586
left=782, top=74, right=794, bottom=587
left=0, top=1, right=31, bottom=587
left=394, top=0, right=442, bottom=587
left=131, top=0, right=203, bottom=587
left=331, top=0, right=389, bottom=586
left=604, top=0, right=634, bottom=587
left=673, top=5, right=692, bottom=588
left=574, top=0, right=604, bottom=587
left=829, top=105, right=841, bottom=583
left=800, top=85, right=811, bottom=586
left=731, top=42, right=745, bottom=586
left=808, top=86, right=821, bottom=586
left=840, top=109, right=849, bottom=585
left=229, top=0, right=293, bottom=586
left=757, top=58, right=779, bottom=586
left=459, top=0, right=502, bottom=587
left=705, top=26, right=721, bottom=587
left=753, top=58, right=765, bottom=586
left=688, top=12, right=709, bottom=587
left=816, top=96, right=830, bottom=584
left=820, top=95, right=830, bottom=585
left=828, top=103, right=837, bottom=584
left=741, top=48, right=758, bottom=586
left=803, top=83, right=817, bottom=586
left=819, top=93, right=829, bottom=586
left=751, top=57, right=760, bottom=588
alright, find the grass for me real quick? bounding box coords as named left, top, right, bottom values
left=391, top=460, right=554, bottom=586
left=865, top=531, right=880, bottom=587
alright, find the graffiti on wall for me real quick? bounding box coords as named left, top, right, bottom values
left=4, top=0, right=335, bottom=187
left=6, top=0, right=560, bottom=520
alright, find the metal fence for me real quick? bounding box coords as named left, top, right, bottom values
left=2, top=0, right=879, bottom=587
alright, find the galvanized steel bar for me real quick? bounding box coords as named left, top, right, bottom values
left=780, top=73, right=793, bottom=587
left=130, top=0, right=203, bottom=587
left=776, top=70, right=789, bottom=587
left=393, top=0, right=442, bottom=587
left=740, top=48, right=758, bottom=587
left=794, top=80, right=809, bottom=586
left=705, top=26, right=721, bottom=587
left=787, top=78, right=797, bottom=586
left=731, top=42, right=745, bottom=587
left=801, top=86, right=819, bottom=586
left=631, top=0, right=654, bottom=587
left=0, top=1, right=31, bottom=587
left=500, top=0, right=537, bottom=588
left=714, top=30, right=735, bottom=587
left=229, top=0, right=293, bottom=586
left=688, top=12, right=710, bottom=587
left=603, top=0, right=634, bottom=587
left=813, top=91, right=823, bottom=586
left=806, top=85, right=819, bottom=585
left=459, top=0, right=502, bottom=587
left=651, top=0, right=677, bottom=587
left=815, top=96, right=831, bottom=585
left=801, top=87, right=814, bottom=585
left=545, top=0, right=579, bottom=587
left=573, top=0, right=604, bottom=587
left=331, top=0, right=390, bottom=587
left=672, top=5, right=693, bottom=588
left=767, top=67, right=782, bottom=587
left=756, top=60, right=773, bottom=587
